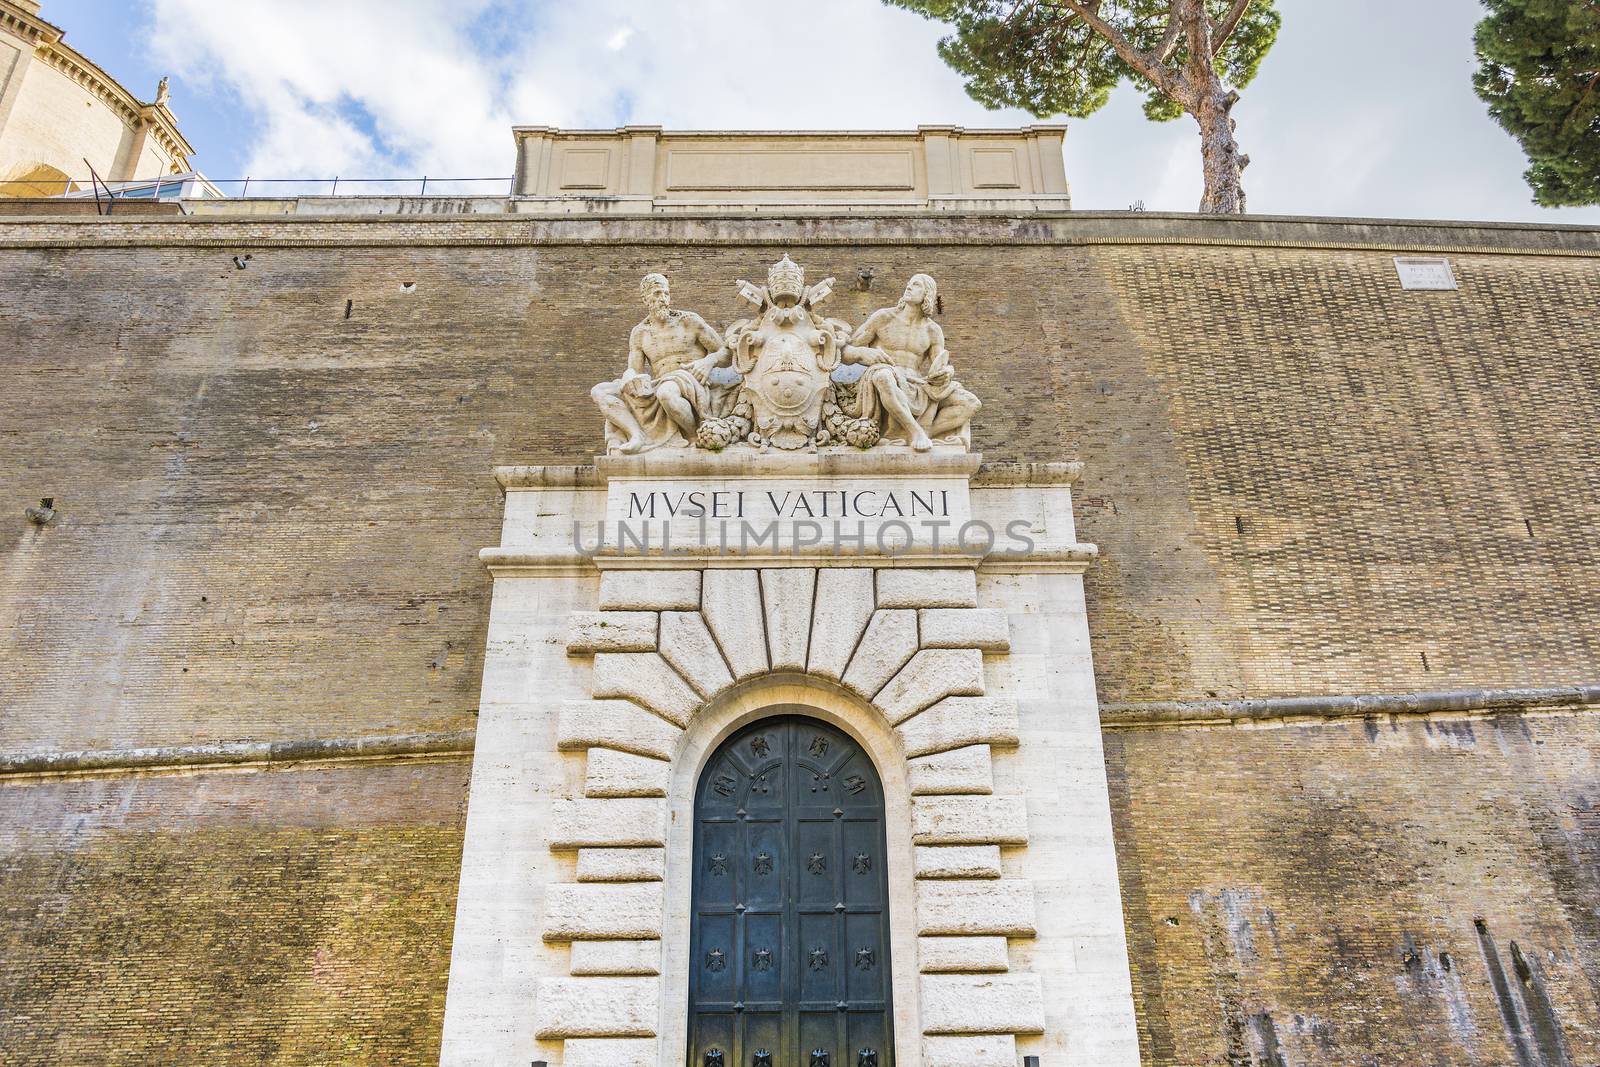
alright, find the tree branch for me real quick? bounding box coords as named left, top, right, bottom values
left=1057, top=0, right=1192, bottom=103
left=1211, top=0, right=1253, bottom=55
left=1154, top=0, right=1184, bottom=62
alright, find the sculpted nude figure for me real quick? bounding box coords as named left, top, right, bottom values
left=844, top=273, right=979, bottom=451
left=591, top=272, right=728, bottom=453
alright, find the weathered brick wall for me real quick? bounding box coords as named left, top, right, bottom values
left=3, top=214, right=1599, bottom=1064
left=0, top=759, right=467, bottom=1066
left=1106, top=710, right=1600, bottom=1066
left=5, top=224, right=1598, bottom=750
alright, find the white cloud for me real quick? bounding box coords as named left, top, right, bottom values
left=144, top=0, right=1600, bottom=222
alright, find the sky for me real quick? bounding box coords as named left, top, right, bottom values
left=39, top=0, right=1600, bottom=223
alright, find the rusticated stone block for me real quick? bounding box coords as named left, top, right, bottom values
left=875, top=649, right=985, bottom=725
left=701, top=569, right=768, bottom=680
left=585, top=748, right=671, bottom=798
left=807, top=569, right=876, bottom=681
left=841, top=609, right=919, bottom=700
left=761, top=568, right=816, bottom=671
left=658, top=611, right=733, bottom=697
left=876, top=568, right=977, bottom=609
left=918, top=935, right=1009, bottom=973
left=564, top=1038, right=658, bottom=1067
left=543, top=883, right=664, bottom=941
left=598, top=570, right=699, bottom=611
left=557, top=699, right=681, bottom=761
left=592, top=653, right=700, bottom=726
left=911, top=795, right=1029, bottom=845
left=917, top=879, right=1037, bottom=936
left=569, top=939, right=661, bottom=976
left=575, top=847, right=665, bottom=882
left=922, top=1035, right=1017, bottom=1067
left=907, top=744, right=993, bottom=796
left=897, top=696, right=1020, bottom=758
left=919, top=973, right=1046, bottom=1035
left=566, top=611, right=658, bottom=654
left=550, top=798, right=666, bottom=849
left=919, top=607, right=1009, bottom=651
left=914, top=844, right=1003, bottom=880
left=532, top=976, right=657, bottom=1038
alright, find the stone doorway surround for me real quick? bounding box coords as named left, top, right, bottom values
left=438, top=450, right=1140, bottom=1067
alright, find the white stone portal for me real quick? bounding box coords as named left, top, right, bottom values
left=440, top=451, right=1139, bottom=1067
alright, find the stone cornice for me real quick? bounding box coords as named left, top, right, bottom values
left=0, top=1, right=62, bottom=47
left=0, top=729, right=475, bottom=780
left=1102, top=684, right=1600, bottom=729
left=0, top=212, right=1596, bottom=256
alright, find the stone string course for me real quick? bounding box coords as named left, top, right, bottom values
left=550, top=565, right=1044, bottom=1059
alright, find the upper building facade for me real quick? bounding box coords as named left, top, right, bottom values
left=0, top=0, right=193, bottom=197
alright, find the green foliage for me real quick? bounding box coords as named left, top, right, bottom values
left=889, top=0, right=1280, bottom=123
left=1474, top=0, right=1600, bottom=207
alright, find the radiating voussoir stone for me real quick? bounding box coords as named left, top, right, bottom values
left=592, top=652, right=700, bottom=726
left=841, top=609, right=918, bottom=699
left=874, top=648, right=985, bottom=725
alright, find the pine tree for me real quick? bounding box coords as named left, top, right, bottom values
left=889, top=0, right=1280, bottom=214
left=1475, top=0, right=1600, bottom=207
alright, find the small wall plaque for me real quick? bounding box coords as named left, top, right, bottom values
left=1394, top=256, right=1458, bottom=291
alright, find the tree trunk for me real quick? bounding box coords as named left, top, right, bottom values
left=1193, top=89, right=1247, bottom=214
left=1172, top=0, right=1249, bottom=214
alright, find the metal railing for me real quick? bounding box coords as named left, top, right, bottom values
left=1, top=175, right=514, bottom=198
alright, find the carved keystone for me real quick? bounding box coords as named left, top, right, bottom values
left=807, top=569, right=876, bottom=681
left=761, top=568, right=816, bottom=671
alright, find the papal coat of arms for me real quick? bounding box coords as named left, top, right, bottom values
left=591, top=256, right=980, bottom=453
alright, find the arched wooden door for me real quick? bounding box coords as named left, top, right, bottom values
left=688, top=716, right=894, bottom=1067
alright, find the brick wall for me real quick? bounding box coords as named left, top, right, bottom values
left=3, top=214, right=1599, bottom=1064
left=0, top=759, right=467, bottom=1066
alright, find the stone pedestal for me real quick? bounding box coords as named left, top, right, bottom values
left=439, top=451, right=1139, bottom=1067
